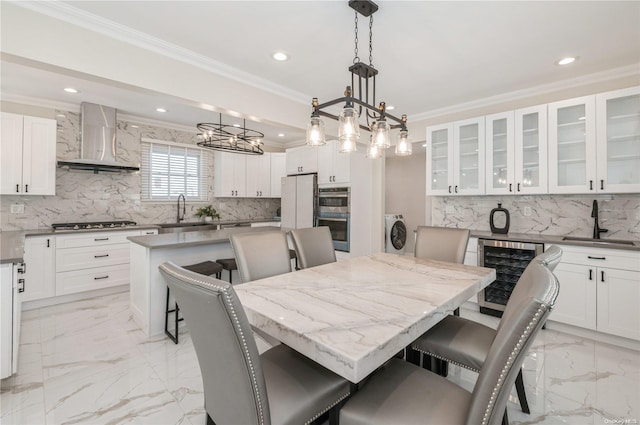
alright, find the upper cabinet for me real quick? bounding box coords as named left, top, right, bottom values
left=1, top=113, right=57, bottom=195
left=548, top=95, right=597, bottom=194
left=596, top=86, right=640, bottom=193
left=246, top=153, right=271, bottom=197
left=317, top=140, right=351, bottom=185
left=213, top=151, right=246, bottom=197
left=285, top=145, right=318, bottom=175
left=427, top=117, right=484, bottom=196
left=485, top=105, right=548, bottom=195
left=270, top=153, right=286, bottom=197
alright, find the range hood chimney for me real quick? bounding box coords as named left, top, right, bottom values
left=57, top=102, right=140, bottom=173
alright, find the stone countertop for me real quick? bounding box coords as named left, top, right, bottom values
left=468, top=230, right=640, bottom=251
left=127, top=226, right=284, bottom=249
left=1, top=231, right=28, bottom=264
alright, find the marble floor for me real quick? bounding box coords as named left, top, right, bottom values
left=1, top=291, right=638, bottom=425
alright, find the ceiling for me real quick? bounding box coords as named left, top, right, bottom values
left=2, top=1, right=639, bottom=149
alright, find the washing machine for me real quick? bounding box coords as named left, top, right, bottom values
left=385, top=214, right=407, bottom=254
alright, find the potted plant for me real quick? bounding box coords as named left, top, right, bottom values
left=195, top=205, right=220, bottom=222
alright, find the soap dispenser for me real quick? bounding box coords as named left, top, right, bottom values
left=490, top=203, right=510, bottom=234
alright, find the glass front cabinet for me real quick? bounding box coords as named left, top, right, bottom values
left=486, top=105, right=548, bottom=195
left=426, top=118, right=484, bottom=196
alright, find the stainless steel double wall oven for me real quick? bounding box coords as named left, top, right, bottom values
left=317, top=187, right=350, bottom=252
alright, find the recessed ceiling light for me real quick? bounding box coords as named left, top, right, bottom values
left=556, top=57, right=577, bottom=66
left=278, top=133, right=285, bottom=137
left=131, top=125, right=139, bottom=128
left=386, top=105, right=395, bottom=111
left=156, top=108, right=167, bottom=113
left=422, top=143, right=427, bottom=147
left=63, top=87, right=79, bottom=93
left=272, top=52, right=288, bottom=61
left=56, top=114, right=66, bottom=118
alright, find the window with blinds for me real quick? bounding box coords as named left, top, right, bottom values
left=140, top=139, right=210, bottom=201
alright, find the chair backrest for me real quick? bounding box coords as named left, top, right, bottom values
left=465, top=262, right=559, bottom=425
left=158, top=262, right=271, bottom=425
left=533, top=245, right=562, bottom=272
left=231, top=231, right=292, bottom=283
left=414, top=226, right=470, bottom=263
left=290, top=226, right=337, bottom=269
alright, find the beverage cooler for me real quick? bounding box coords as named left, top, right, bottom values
left=478, top=239, right=544, bottom=317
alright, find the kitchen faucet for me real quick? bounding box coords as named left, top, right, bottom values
left=591, top=200, right=608, bottom=239
left=177, top=194, right=186, bottom=223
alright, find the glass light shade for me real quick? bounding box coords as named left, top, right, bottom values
left=366, top=141, right=381, bottom=159
left=338, top=107, right=360, bottom=143
left=371, top=119, right=391, bottom=148
left=306, top=116, right=326, bottom=146
left=395, top=130, right=412, bottom=156
left=339, top=135, right=358, bottom=153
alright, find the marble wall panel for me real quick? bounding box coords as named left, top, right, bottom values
left=431, top=194, right=640, bottom=240
left=0, top=110, right=280, bottom=230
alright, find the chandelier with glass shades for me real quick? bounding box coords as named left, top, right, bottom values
left=197, top=113, right=264, bottom=155
left=305, top=0, right=412, bottom=158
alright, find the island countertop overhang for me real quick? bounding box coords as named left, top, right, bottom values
left=127, top=225, right=284, bottom=249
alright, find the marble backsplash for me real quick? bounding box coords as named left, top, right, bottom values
left=0, top=110, right=280, bottom=231
left=431, top=194, right=640, bottom=241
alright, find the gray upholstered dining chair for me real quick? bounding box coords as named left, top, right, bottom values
left=409, top=245, right=563, bottom=416
left=230, top=231, right=292, bottom=283
left=159, top=262, right=351, bottom=425
left=414, top=226, right=470, bottom=264
left=290, top=226, right=337, bottom=269
left=339, top=260, right=559, bottom=425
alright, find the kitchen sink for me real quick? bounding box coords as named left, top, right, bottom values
left=562, top=236, right=636, bottom=246
left=157, top=222, right=219, bottom=234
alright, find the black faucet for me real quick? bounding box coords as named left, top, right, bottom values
left=591, top=200, right=608, bottom=239
left=177, top=194, right=186, bottom=222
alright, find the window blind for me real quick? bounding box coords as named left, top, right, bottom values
left=140, top=139, right=210, bottom=201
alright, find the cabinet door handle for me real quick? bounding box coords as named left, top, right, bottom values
left=588, top=255, right=606, bottom=260
left=145, top=231, right=155, bottom=235
left=94, top=237, right=109, bottom=241
left=589, top=180, right=594, bottom=190
left=509, top=183, right=512, bottom=192
left=25, top=184, right=28, bottom=193
left=588, top=269, right=593, bottom=280
left=47, top=239, right=50, bottom=248
left=16, top=184, right=19, bottom=193
left=600, top=179, right=604, bottom=190
left=94, top=254, right=109, bottom=258
left=517, top=183, right=521, bottom=192
left=18, top=278, right=25, bottom=293
left=259, top=191, right=262, bottom=196
left=454, top=185, right=458, bottom=193
left=94, top=275, right=109, bottom=280
left=448, top=185, right=452, bottom=194
left=601, top=270, right=605, bottom=282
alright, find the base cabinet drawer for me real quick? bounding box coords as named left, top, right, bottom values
left=56, top=244, right=129, bottom=272
left=56, top=264, right=129, bottom=296
left=56, top=231, right=133, bottom=248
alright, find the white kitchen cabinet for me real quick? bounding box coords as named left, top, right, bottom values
left=426, top=117, right=484, bottom=195
left=595, top=86, right=640, bottom=193
left=550, top=244, right=640, bottom=341
left=22, top=235, right=56, bottom=302
left=485, top=105, right=548, bottom=195
left=270, top=153, right=286, bottom=197
left=1, top=113, right=57, bottom=195
left=246, top=153, right=271, bottom=198
left=213, top=151, right=246, bottom=197
left=286, top=145, right=318, bottom=175
left=317, top=140, right=351, bottom=185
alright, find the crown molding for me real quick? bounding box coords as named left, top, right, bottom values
left=11, top=0, right=310, bottom=106
left=1, top=93, right=80, bottom=112
left=410, top=64, right=640, bottom=123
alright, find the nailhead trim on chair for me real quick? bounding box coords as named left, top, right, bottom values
left=480, top=304, right=548, bottom=425
left=304, top=391, right=351, bottom=425
left=160, top=264, right=266, bottom=425
left=410, top=345, right=480, bottom=372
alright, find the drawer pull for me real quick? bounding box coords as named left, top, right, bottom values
left=94, top=254, right=109, bottom=258
left=588, top=269, right=593, bottom=280
left=94, top=275, right=109, bottom=280
left=94, top=237, right=109, bottom=241
left=587, top=255, right=606, bottom=260
left=601, top=270, right=605, bottom=282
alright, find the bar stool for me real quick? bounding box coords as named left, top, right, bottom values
left=165, top=260, right=223, bottom=344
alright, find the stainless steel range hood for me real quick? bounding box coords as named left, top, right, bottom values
left=57, top=102, right=140, bottom=174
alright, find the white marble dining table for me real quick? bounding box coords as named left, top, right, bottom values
left=234, top=252, right=496, bottom=383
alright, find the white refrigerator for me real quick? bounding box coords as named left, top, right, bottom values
left=281, top=174, right=317, bottom=229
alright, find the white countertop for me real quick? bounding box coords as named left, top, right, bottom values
left=127, top=226, right=284, bottom=249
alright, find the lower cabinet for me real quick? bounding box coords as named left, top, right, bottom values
left=22, top=235, right=56, bottom=302
left=550, top=244, right=640, bottom=341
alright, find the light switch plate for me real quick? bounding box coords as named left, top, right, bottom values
left=523, top=206, right=532, bottom=217
left=10, top=204, right=25, bottom=214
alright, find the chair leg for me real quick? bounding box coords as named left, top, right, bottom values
left=405, top=346, right=421, bottom=366
left=502, top=409, right=509, bottom=425
left=229, top=269, right=233, bottom=284
left=207, top=413, right=216, bottom=425
left=453, top=307, right=460, bottom=316
left=515, top=368, right=530, bottom=414
left=329, top=406, right=340, bottom=425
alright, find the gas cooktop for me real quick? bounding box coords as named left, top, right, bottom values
left=51, top=220, right=137, bottom=231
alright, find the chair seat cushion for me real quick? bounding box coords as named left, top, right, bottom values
left=411, top=315, right=496, bottom=372
left=340, top=358, right=471, bottom=425
left=261, top=344, right=350, bottom=425
left=216, top=258, right=237, bottom=270
left=181, top=260, right=223, bottom=276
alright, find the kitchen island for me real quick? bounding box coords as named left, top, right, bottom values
left=127, top=226, right=282, bottom=337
